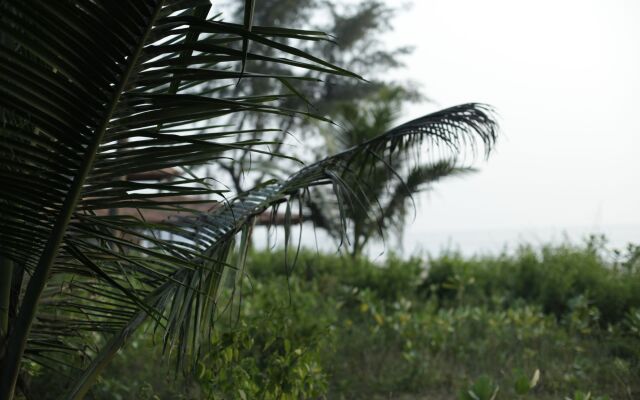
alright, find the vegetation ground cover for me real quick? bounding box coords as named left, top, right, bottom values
left=47, top=237, right=640, bottom=399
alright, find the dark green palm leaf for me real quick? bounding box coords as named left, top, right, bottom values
left=0, top=0, right=359, bottom=397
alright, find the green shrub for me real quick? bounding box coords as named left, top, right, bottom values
left=420, top=239, right=640, bottom=326
left=81, top=240, right=640, bottom=399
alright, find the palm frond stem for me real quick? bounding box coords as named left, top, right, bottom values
left=0, top=257, right=13, bottom=344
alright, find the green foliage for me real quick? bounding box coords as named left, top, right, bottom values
left=458, top=369, right=540, bottom=400
left=458, top=375, right=499, bottom=400
left=421, top=236, right=640, bottom=326
left=513, top=369, right=540, bottom=395
left=197, top=303, right=330, bottom=399
left=565, top=391, right=610, bottom=400
left=82, top=240, right=640, bottom=399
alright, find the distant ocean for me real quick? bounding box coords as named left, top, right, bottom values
left=397, top=224, right=640, bottom=258
left=253, top=224, right=640, bottom=259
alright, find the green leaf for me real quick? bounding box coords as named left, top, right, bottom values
left=459, top=376, right=499, bottom=400
left=514, top=373, right=531, bottom=395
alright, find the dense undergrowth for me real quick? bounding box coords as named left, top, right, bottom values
left=31, top=237, right=640, bottom=399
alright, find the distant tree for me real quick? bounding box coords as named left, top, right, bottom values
left=307, top=87, right=473, bottom=258
left=216, top=0, right=416, bottom=193
left=217, top=0, right=445, bottom=257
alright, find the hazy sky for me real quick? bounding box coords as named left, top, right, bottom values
left=375, top=0, right=640, bottom=252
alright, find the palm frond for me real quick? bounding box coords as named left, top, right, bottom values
left=378, top=161, right=473, bottom=234
left=0, top=0, right=360, bottom=396
left=70, top=103, right=497, bottom=390
left=125, top=104, right=496, bottom=368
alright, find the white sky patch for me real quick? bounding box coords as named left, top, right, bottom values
left=369, top=0, right=640, bottom=253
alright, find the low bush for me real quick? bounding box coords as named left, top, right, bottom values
left=31, top=238, right=640, bottom=399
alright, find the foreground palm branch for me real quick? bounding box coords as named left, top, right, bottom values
left=0, top=0, right=497, bottom=398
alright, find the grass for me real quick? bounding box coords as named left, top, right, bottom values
left=241, top=237, right=640, bottom=399
left=27, top=237, right=640, bottom=399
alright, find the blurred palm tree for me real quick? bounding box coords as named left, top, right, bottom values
left=308, top=88, right=474, bottom=257
left=216, top=0, right=416, bottom=194
left=0, top=1, right=497, bottom=398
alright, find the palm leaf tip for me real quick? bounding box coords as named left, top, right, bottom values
left=290, top=102, right=498, bottom=184
left=376, top=103, right=498, bottom=161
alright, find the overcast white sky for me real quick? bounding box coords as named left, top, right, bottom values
left=372, top=0, right=640, bottom=254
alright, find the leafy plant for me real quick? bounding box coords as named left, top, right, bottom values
left=565, top=391, right=610, bottom=400
left=513, top=369, right=540, bottom=396
left=0, top=0, right=497, bottom=398
left=33, top=244, right=639, bottom=399
left=239, top=246, right=640, bottom=399
left=458, top=375, right=499, bottom=400
left=197, top=311, right=330, bottom=399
